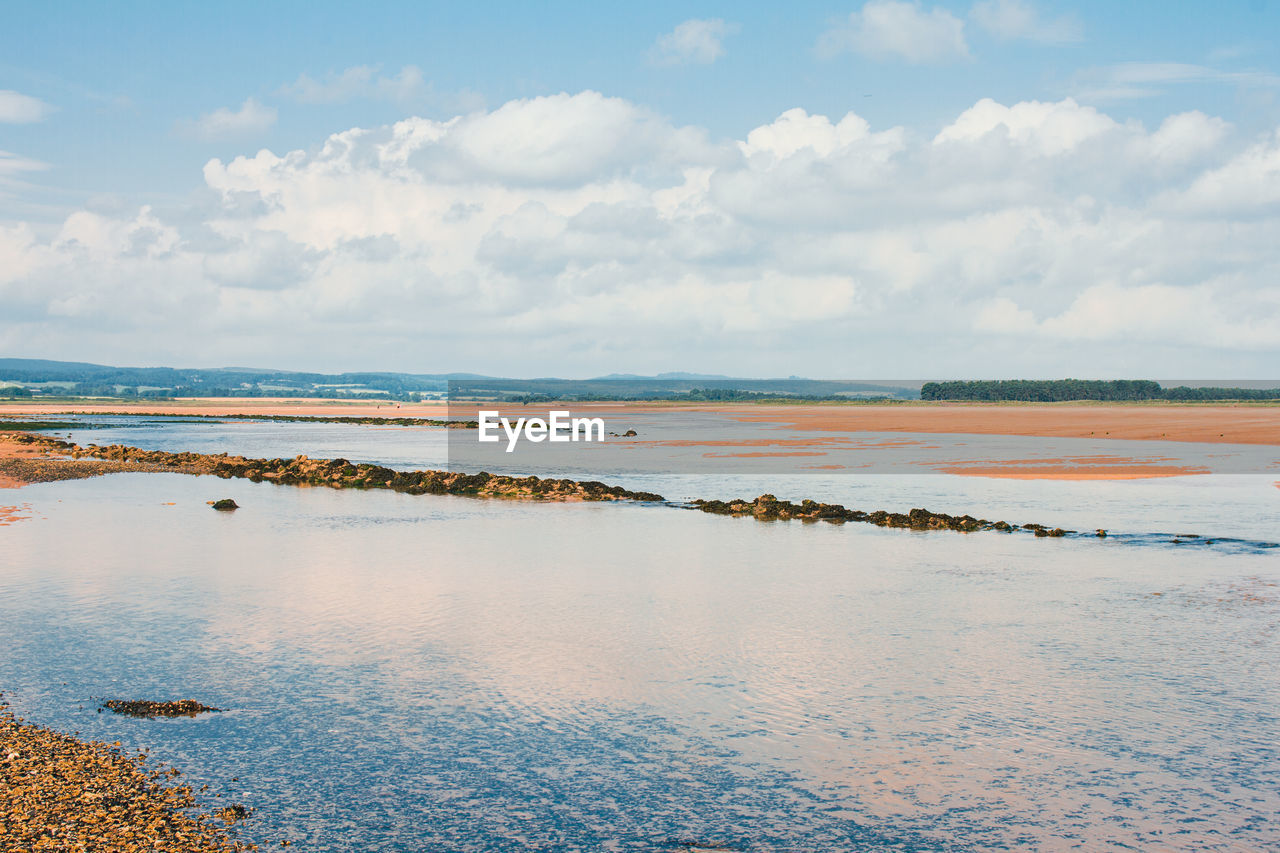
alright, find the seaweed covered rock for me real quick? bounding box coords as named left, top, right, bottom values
left=11, top=432, right=1086, bottom=539
left=689, top=494, right=1042, bottom=536
left=101, top=699, right=222, bottom=719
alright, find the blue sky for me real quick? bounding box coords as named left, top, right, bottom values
left=3, top=1, right=1280, bottom=375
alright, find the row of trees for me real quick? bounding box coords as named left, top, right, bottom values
left=921, top=380, right=1280, bottom=402
left=0, top=360, right=449, bottom=397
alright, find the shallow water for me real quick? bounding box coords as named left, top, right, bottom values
left=2, top=421, right=1279, bottom=850
left=53, top=414, right=1280, bottom=543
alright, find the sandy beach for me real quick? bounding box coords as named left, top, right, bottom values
left=1, top=431, right=165, bottom=489
left=719, top=403, right=1280, bottom=446
left=0, top=433, right=41, bottom=489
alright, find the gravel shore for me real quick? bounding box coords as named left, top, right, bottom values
left=0, top=697, right=255, bottom=852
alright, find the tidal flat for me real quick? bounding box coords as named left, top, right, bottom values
left=1, top=413, right=1278, bottom=851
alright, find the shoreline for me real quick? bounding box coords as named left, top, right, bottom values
left=0, top=430, right=170, bottom=489
left=0, top=696, right=255, bottom=851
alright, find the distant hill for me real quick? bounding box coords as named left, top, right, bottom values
left=0, top=358, right=923, bottom=401
left=12, top=360, right=1273, bottom=403
left=0, top=358, right=114, bottom=373
left=0, top=358, right=479, bottom=400
left=447, top=377, right=920, bottom=401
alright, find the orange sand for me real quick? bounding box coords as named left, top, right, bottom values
left=939, top=464, right=1211, bottom=480
left=638, top=438, right=855, bottom=448
left=0, top=434, right=46, bottom=489
left=702, top=451, right=830, bottom=458
left=631, top=437, right=932, bottom=449
left=720, top=404, right=1280, bottom=445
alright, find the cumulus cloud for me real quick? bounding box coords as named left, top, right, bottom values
left=818, top=1, right=969, bottom=63
left=176, top=97, right=277, bottom=140
left=4, top=92, right=1280, bottom=374
left=0, top=89, right=52, bottom=123
left=934, top=97, right=1115, bottom=155
left=739, top=108, right=904, bottom=160
left=970, top=0, right=1082, bottom=43
left=278, top=65, right=431, bottom=104
left=650, top=19, right=738, bottom=66
left=1166, top=128, right=1280, bottom=214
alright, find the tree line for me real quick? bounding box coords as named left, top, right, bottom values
left=920, top=380, right=1280, bottom=402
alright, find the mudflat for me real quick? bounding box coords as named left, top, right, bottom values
left=714, top=403, right=1280, bottom=445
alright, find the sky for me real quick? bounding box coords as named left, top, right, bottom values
left=2, top=0, right=1280, bottom=378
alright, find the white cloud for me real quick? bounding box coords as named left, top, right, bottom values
left=0, top=90, right=52, bottom=123
left=279, top=65, right=431, bottom=104
left=1143, top=111, right=1230, bottom=164
left=176, top=98, right=277, bottom=140
left=935, top=97, right=1115, bottom=155
left=970, top=0, right=1082, bottom=43
left=985, top=283, right=1280, bottom=350
left=414, top=91, right=721, bottom=186
left=740, top=108, right=888, bottom=159
left=0, top=150, right=48, bottom=176
left=4, top=93, right=1280, bottom=373
left=1074, top=62, right=1280, bottom=102
left=0, top=150, right=50, bottom=202
left=817, top=1, right=969, bottom=64
left=974, top=296, right=1036, bottom=333
left=1108, top=62, right=1280, bottom=87
left=1166, top=129, right=1280, bottom=214
left=650, top=19, right=738, bottom=66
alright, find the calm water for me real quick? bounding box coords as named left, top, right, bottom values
left=2, top=420, right=1279, bottom=850
left=54, top=415, right=1280, bottom=541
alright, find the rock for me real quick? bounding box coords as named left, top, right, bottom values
left=622, top=429, right=638, bottom=437
left=210, top=499, right=238, bottom=511
left=216, top=804, right=250, bottom=823
left=101, top=699, right=221, bottom=719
